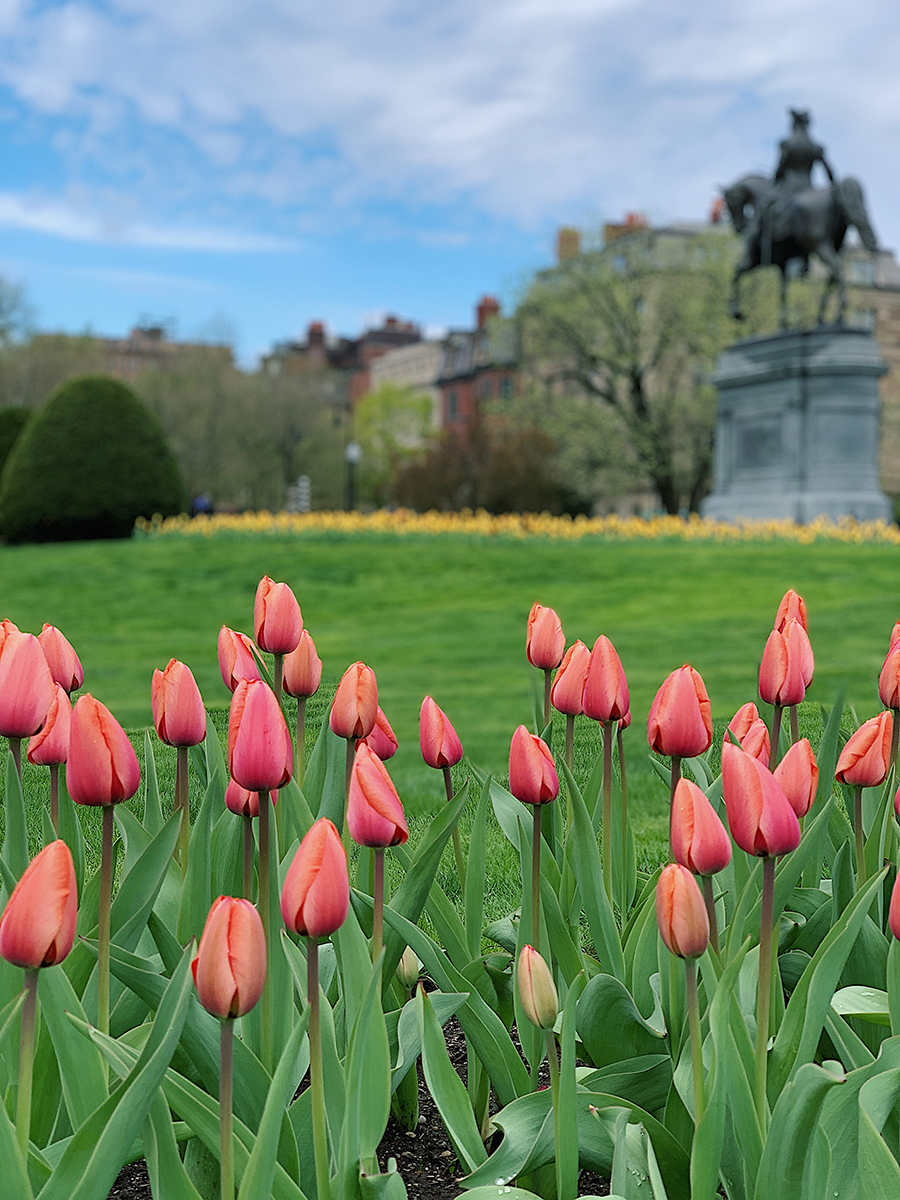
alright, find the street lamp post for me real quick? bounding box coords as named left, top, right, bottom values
left=344, top=441, right=362, bottom=511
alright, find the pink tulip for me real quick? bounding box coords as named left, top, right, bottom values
left=550, top=641, right=590, bottom=717
left=525, top=604, right=565, bottom=671
left=362, top=706, right=398, bottom=762
left=282, top=818, right=349, bottom=938
left=671, top=778, right=732, bottom=877
left=879, top=642, right=900, bottom=710
left=217, top=626, right=261, bottom=693
left=227, top=679, right=293, bottom=792
left=191, top=896, right=266, bottom=1019
left=721, top=740, right=801, bottom=857
left=774, top=738, right=819, bottom=818
left=508, top=725, right=559, bottom=805
left=582, top=635, right=629, bottom=724
left=225, top=780, right=279, bottom=818
left=0, top=629, right=55, bottom=740
left=647, top=665, right=712, bottom=759
left=151, top=659, right=206, bottom=747
left=891, top=622, right=900, bottom=651
left=0, top=841, right=77, bottom=969
left=347, top=742, right=409, bottom=848
left=774, top=589, right=808, bottom=632
left=27, top=684, right=71, bottom=766
left=890, top=871, right=900, bottom=941
left=835, top=712, right=893, bottom=789
left=67, top=695, right=141, bottom=807
left=727, top=702, right=770, bottom=763
left=253, top=576, right=303, bottom=655
left=38, top=624, right=84, bottom=694
left=329, top=662, right=378, bottom=740
left=758, top=623, right=813, bottom=707
left=282, top=631, right=323, bottom=699
left=656, top=864, right=709, bottom=959
left=419, top=696, right=463, bottom=769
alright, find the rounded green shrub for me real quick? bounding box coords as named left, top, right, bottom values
left=0, top=407, right=31, bottom=479
left=0, top=375, right=184, bottom=542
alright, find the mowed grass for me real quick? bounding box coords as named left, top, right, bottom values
left=0, top=528, right=896, bottom=886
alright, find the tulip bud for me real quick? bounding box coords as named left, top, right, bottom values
left=526, top=604, right=565, bottom=671
left=890, top=871, right=900, bottom=942
left=879, top=643, right=900, bottom=710
left=282, top=818, right=349, bottom=938
left=508, top=725, right=559, bottom=805
left=225, top=779, right=279, bottom=818
left=582, top=635, right=629, bottom=724
left=758, top=622, right=812, bottom=707
left=835, top=711, right=893, bottom=789
left=517, top=945, right=558, bottom=1029
left=27, top=684, right=71, bottom=767
left=419, top=696, right=463, bottom=769
left=329, top=661, right=378, bottom=740
left=38, top=624, right=84, bottom=694
left=891, top=622, right=900, bottom=651
left=671, top=778, right=732, bottom=877
left=67, top=694, right=141, bottom=807
left=0, top=629, right=55, bottom=739
left=774, top=589, right=808, bottom=632
left=550, top=641, right=590, bottom=717
left=774, top=738, right=819, bottom=818
left=254, top=576, right=303, bottom=655
left=0, top=841, right=77, bottom=969
left=397, top=946, right=420, bottom=991
left=347, top=742, right=409, bottom=848
left=727, top=702, right=770, bottom=763
left=228, top=679, right=293, bottom=792
left=191, top=896, right=266, bottom=1019
left=362, top=706, right=398, bottom=762
left=283, top=630, right=323, bottom=699
left=151, top=659, right=206, bottom=747
left=217, top=626, right=261, bottom=693
left=721, top=740, right=801, bottom=857
left=656, top=863, right=709, bottom=959
left=647, top=665, right=712, bottom=759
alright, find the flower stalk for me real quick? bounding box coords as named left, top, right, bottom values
left=307, top=938, right=331, bottom=1200
left=98, top=805, right=114, bottom=1047
left=176, top=744, right=190, bottom=874
left=219, top=1019, right=235, bottom=1200
left=755, top=855, right=776, bottom=1130
left=685, top=958, right=704, bottom=1126
left=15, top=968, right=38, bottom=1158
left=443, top=765, right=466, bottom=893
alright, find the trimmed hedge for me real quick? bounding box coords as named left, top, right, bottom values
left=0, top=375, right=184, bottom=542
left=0, top=407, right=30, bottom=479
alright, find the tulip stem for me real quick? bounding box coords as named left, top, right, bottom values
left=701, top=875, right=720, bottom=955
left=176, top=745, right=190, bottom=875
left=564, top=714, right=575, bottom=775
left=602, top=721, right=614, bottom=901
left=618, top=726, right=628, bottom=873
left=258, top=789, right=274, bottom=1072
left=9, top=736, right=21, bottom=781
left=373, top=848, right=385, bottom=962
left=295, top=697, right=307, bottom=785
left=220, top=1019, right=235, bottom=1200
left=668, top=757, right=681, bottom=859
left=789, top=705, right=799, bottom=746
left=685, top=959, right=704, bottom=1126
left=273, top=653, right=284, bottom=705
left=532, top=806, right=542, bottom=955
left=307, top=939, right=332, bottom=1200
left=343, top=739, right=355, bottom=853
left=542, top=669, right=552, bottom=736
left=49, top=764, right=59, bottom=833
left=243, top=816, right=253, bottom=900
left=443, top=766, right=466, bottom=894
left=544, top=1027, right=562, bottom=1198
left=755, top=855, right=776, bottom=1131
left=854, top=785, right=866, bottom=887
left=768, top=706, right=783, bottom=770
left=99, top=805, right=114, bottom=1048
left=15, top=968, right=38, bottom=1160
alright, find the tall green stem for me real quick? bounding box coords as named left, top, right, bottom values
left=755, top=855, right=776, bottom=1130
left=273, top=653, right=284, bottom=704
left=768, top=706, right=783, bottom=770
left=219, top=1020, right=235, bottom=1200
left=564, top=714, right=575, bottom=775
left=258, top=789, right=273, bottom=1070
left=685, top=959, right=704, bottom=1126
left=789, top=704, right=799, bottom=746
left=443, top=766, right=466, bottom=894
left=49, top=764, right=59, bottom=833
left=701, top=874, right=720, bottom=955
left=98, top=806, right=114, bottom=1045
left=544, top=1027, right=562, bottom=1198
left=602, top=721, right=613, bottom=900
left=342, top=739, right=355, bottom=853
left=667, top=757, right=681, bottom=859
left=295, top=697, right=307, bottom=785
left=176, top=745, right=190, bottom=874
left=618, top=726, right=628, bottom=876
left=854, top=785, right=866, bottom=887
left=372, top=848, right=384, bottom=962
left=532, top=805, right=542, bottom=954
left=15, top=968, right=38, bottom=1159
left=307, top=939, right=331, bottom=1200
left=242, top=816, right=253, bottom=900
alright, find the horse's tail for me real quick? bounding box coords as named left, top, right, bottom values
left=837, top=177, right=879, bottom=252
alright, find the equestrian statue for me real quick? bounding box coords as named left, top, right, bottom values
left=724, top=109, right=878, bottom=328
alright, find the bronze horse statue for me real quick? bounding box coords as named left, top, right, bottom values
left=724, top=173, right=878, bottom=327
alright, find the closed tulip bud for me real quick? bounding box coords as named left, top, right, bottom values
left=27, top=684, right=71, bottom=766
left=526, top=603, right=565, bottom=671
left=648, top=665, right=712, bottom=759
left=890, top=872, right=900, bottom=942
left=362, top=706, right=398, bottom=761
left=253, top=576, right=303, bottom=655
left=582, top=635, right=629, bottom=723
left=224, top=779, right=278, bottom=818
left=517, top=945, right=558, bottom=1030
left=722, top=741, right=801, bottom=857
left=775, top=589, right=808, bottom=632
left=0, top=840, right=77, bottom=969
left=774, top=738, right=819, bottom=818
left=0, top=629, right=55, bottom=740
left=330, top=661, right=378, bottom=740
left=397, top=946, right=420, bottom=991
left=38, top=624, right=84, bottom=694
left=727, top=702, right=770, bottom=763
left=891, top=622, right=900, bottom=651
left=282, top=818, right=349, bottom=938
left=509, top=725, right=559, bottom=805
left=671, top=778, right=732, bottom=876
left=550, top=641, right=590, bottom=717
left=758, top=622, right=812, bottom=707
left=217, top=626, right=261, bottom=693
left=191, top=896, right=266, bottom=1019
left=419, top=696, right=463, bottom=769
left=835, top=711, right=893, bottom=789
left=282, top=630, right=323, bottom=699
left=67, top=695, right=141, bottom=806
left=656, top=863, right=709, bottom=959
left=879, top=643, right=900, bottom=710
left=228, top=679, right=293, bottom=792
left=347, top=742, right=409, bottom=847
left=151, top=659, right=206, bottom=747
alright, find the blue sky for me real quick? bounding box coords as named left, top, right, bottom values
left=0, top=0, right=896, bottom=367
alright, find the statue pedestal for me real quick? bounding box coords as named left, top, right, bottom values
left=701, top=327, right=891, bottom=523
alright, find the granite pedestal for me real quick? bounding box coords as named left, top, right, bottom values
left=701, top=327, right=891, bottom=523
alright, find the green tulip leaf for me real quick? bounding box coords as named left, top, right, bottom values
left=753, top=1061, right=844, bottom=1200
left=142, top=731, right=164, bottom=836
left=177, top=769, right=221, bottom=943
left=303, top=715, right=346, bottom=828
left=56, top=767, right=85, bottom=898
left=339, top=951, right=392, bottom=1187
left=393, top=989, right=468, bottom=1089
left=856, top=1068, right=900, bottom=1195
left=0, top=1092, right=33, bottom=1199
left=38, top=964, right=108, bottom=1130
left=417, top=985, right=487, bottom=1173
left=464, top=775, right=490, bottom=960
left=831, top=985, right=891, bottom=1026
left=576, top=974, right=665, bottom=1069
left=143, top=1092, right=204, bottom=1200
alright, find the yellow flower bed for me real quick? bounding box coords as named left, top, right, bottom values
left=136, top=509, right=900, bottom=545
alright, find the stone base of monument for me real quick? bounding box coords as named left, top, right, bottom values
left=701, top=327, right=892, bottom=523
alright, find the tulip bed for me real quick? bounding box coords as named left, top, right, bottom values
left=4, top=553, right=900, bottom=1200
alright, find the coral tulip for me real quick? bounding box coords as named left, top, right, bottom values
left=774, top=589, right=808, bottom=632
left=362, top=706, right=398, bottom=762
left=281, top=818, right=349, bottom=938
left=283, top=630, right=323, bottom=699
left=774, top=738, right=819, bottom=818
left=508, top=725, right=559, bottom=805
left=835, top=711, right=893, bottom=789
left=253, top=576, right=303, bottom=655
left=38, top=624, right=84, bottom=694
left=525, top=603, right=565, bottom=671
left=550, top=641, right=590, bottom=717
left=225, top=779, right=278, bottom=818
left=330, top=662, right=378, bottom=741
left=0, top=629, right=55, bottom=740
left=518, top=945, right=559, bottom=1030
left=227, top=679, right=293, bottom=792
left=151, top=659, right=207, bottom=747
left=758, top=623, right=813, bottom=707
left=727, top=702, right=771, bottom=763
left=879, top=643, right=900, bottom=710
left=891, top=622, right=900, bottom=651
left=671, top=778, right=732, bottom=877
left=721, top=741, right=801, bottom=857
left=0, top=841, right=77, bottom=969
left=419, top=696, right=463, bottom=769
left=582, top=635, right=629, bottom=723
left=656, top=863, right=709, bottom=959
left=67, top=694, right=141, bottom=806
left=890, top=871, right=900, bottom=942
left=217, top=626, right=261, bottom=693
left=347, top=742, right=408, bottom=848
left=27, top=684, right=71, bottom=767
left=191, top=896, right=266, bottom=1020
left=647, top=665, right=712, bottom=759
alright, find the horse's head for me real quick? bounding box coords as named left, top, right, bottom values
left=723, top=174, right=770, bottom=234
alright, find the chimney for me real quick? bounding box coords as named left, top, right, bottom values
left=710, top=197, right=725, bottom=225
left=476, top=295, right=501, bottom=329
left=307, top=321, right=325, bottom=347
left=556, top=227, right=581, bottom=262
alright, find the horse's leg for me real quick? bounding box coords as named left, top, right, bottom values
left=816, top=243, right=844, bottom=325
left=730, top=265, right=745, bottom=321
left=779, top=266, right=789, bottom=329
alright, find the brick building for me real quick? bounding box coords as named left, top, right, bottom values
left=437, top=296, right=518, bottom=431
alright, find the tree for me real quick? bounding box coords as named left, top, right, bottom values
left=515, top=228, right=816, bottom=513
left=354, top=382, right=434, bottom=507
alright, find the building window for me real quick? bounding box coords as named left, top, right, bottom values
left=447, top=390, right=458, bottom=422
